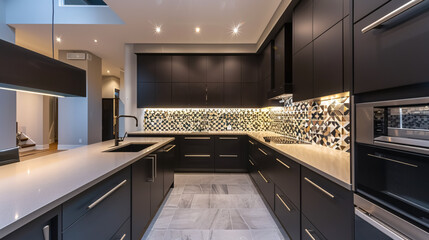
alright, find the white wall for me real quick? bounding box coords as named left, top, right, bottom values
left=122, top=44, right=141, bottom=133
left=102, top=76, right=120, bottom=99
left=0, top=0, right=17, bottom=150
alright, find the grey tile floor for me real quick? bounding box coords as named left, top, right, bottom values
left=145, top=173, right=286, bottom=240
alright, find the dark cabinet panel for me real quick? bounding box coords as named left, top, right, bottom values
left=314, top=21, right=343, bottom=97
left=132, top=158, right=152, bottom=240
left=224, top=56, right=241, bottom=82
left=343, top=16, right=352, bottom=92
left=156, top=55, right=172, bottom=82
left=275, top=187, right=300, bottom=240
left=293, top=43, right=314, bottom=102
left=242, top=55, right=259, bottom=83
left=155, top=83, right=171, bottom=107
left=260, top=42, right=273, bottom=80
left=171, top=82, right=189, bottom=107
left=172, top=56, right=189, bottom=82
left=159, top=144, right=176, bottom=196
left=3, top=207, right=61, bottom=240
left=253, top=168, right=275, bottom=210
left=302, top=214, right=327, bottom=240
left=189, top=83, right=207, bottom=107
left=224, top=83, right=241, bottom=107
left=189, top=56, right=207, bottom=83
left=179, top=136, right=215, bottom=172
left=137, top=83, right=156, bottom=108
left=241, top=83, right=260, bottom=107
left=150, top=154, right=164, bottom=218
left=274, top=27, right=285, bottom=92
left=271, top=153, right=301, bottom=208
left=110, top=218, right=130, bottom=240
left=293, top=0, right=313, bottom=53
left=215, top=136, right=245, bottom=172
left=207, top=55, right=224, bottom=82
left=137, top=55, right=156, bottom=83
left=313, top=0, right=343, bottom=38
left=354, top=0, right=429, bottom=94
left=353, top=0, right=390, bottom=23
left=301, top=167, right=353, bottom=240
left=207, top=83, right=224, bottom=107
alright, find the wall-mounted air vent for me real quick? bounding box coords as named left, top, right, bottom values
left=67, top=53, right=86, bottom=60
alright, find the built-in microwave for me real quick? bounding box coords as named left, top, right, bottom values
left=355, top=97, right=429, bottom=239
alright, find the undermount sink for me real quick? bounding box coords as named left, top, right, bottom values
left=105, top=143, right=155, bottom=152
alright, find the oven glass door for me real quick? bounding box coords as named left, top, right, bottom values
left=356, top=143, right=429, bottom=232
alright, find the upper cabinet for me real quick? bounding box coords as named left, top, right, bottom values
left=207, top=56, right=224, bottom=83
left=189, top=56, right=207, bottom=83
left=353, top=0, right=390, bottom=23
left=172, top=55, right=189, bottom=82
left=292, top=0, right=352, bottom=102
left=224, top=56, right=242, bottom=82
left=354, top=0, right=429, bottom=94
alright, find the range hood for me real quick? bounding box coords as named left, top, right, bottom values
left=0, top=39, right=86, bottom=97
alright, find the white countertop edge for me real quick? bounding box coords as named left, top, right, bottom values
left=0, top=138, right=174, bottom=239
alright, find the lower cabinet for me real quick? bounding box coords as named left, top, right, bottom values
left=111, top=218, right=130, bottom=240
left=214, top=136, right=246, bottom=172
left=302, top=214, right=327, bottom=240
left=274, top=187, right=300, bottom=240
left=3, top=207, right=61, bottom=240
left=159, top=143, right=176, bottom=196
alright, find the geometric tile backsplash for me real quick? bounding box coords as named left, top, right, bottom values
left=142, top=95, right=350, bottom=152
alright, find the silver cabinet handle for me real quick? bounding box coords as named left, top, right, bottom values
left=368, top=154, right=418, bottom=168
left=42, top=225, right=50, bottom=240
left=248, top=159, right=255, bottom=166
left=153, top=154, right=157, bottom=179
left=164, top=144, right=176, bottom=152
left=219, top=155, right=238, bottom=158
left=361, top=0, right=424, bottom=33
left=304, top=177, right=335, bottom=199
left=88, top=179, right=127, bottom=209
left=219, top=137, right=238, bottom=140
left=258, top=171, right=269, bottom=183
left=184, top=137, right=210, bottom=140
left=276, top=194, right=291, bottom=212
left=276, top=158, right=290, bottom=169
left=258, top=148, right=267, bottom=155
left=184, top=155, right=211, bottom=158
left=305, top=229, right=317, bottom=240
left=248, top=140, right=255, bottom=145
left=120, top=233, right=127, bottom=240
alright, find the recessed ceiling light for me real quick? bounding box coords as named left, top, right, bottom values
left=155, top=26, right=161, bottom=33
left=195, top=27, right=201, bottom=33
left=231, top=24, right=242, bottom=36
left=107, top=70, right=110, bottom=74
left=56, top=37, right=62, bottom=43
left=94, top=39, right=98, bottom=43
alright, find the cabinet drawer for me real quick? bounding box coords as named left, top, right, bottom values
left=253, top=168, right=275, bottom=210
left=180, top=154, right=214, bottom=172
left=215, top=136, right=242, bottom=154
left=110, top=218, right=130, bottom=240
left=215, top=154, right=243, bottom=172
left=302, top=214, right=327, bottom=240
left=274, top=187, right=300, bottom=240
left=62, top=168, right=131, bottom=240
left=271, top=153, right=301, bottom=208
left=180, top=136, right=214, bottom=154
left=301, top=167, right=353, bottom=240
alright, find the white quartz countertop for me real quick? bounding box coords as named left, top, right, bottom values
left=130, top=131, right=351, bottom=189
left=0, top=137, right=174, bottom=238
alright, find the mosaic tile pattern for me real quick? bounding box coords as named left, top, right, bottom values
left=388, top=106, right=429, bottom=129
left=142, top=96, right=350, bottom=152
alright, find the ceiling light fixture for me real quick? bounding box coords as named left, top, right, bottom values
left=107, top=70, right=110, bottom=74
left=56, top=37, right=62, bottom=43
left=155, top=26, right=161, bottom=33
left=195, top=27, right=201, bottom=33
left=94, top=39, right=98, bottom=43
left=231, top=23, right=242, bottom=36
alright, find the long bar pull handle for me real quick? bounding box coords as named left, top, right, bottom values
left=361, top=0, right=424, bottom=33
left=305, top=229, right=317, bottom=240
left=164, top=144, right=176, bottom=152
left=88, top=180, right=128, bottom=209
left=154, top=155, right=157, bottom=178
left=276, top=194, right=291, bottom=212
left=219, top=137, right=238, bottom=140
left=276, top=158, right=290, bottom=169
left=258, top=171, right=269, bottom=183
left=150, top=157, right=155, bottom=182
left=42, top=225, right=50, bottom=240
left=185, top=137, right=211, bottom=140
left=249, top=159, right=255, bottom=166
left=248, top=140, right=255, bottom=145
left=304, top=177, right=335, bottom=199
left=258, top=148, right=268, bottom=156
left=368, top=154, right=418, bottom=168
left=184, top=155, right=211, bottom=158
left=120, top=234, right=127, bottom=240
left=219, top=155, right=238, bottom=158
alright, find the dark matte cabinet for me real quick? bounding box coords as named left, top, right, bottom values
left=179, top=136, right=215, bottom=172
left=171, top=82, right=190, bottom=107
left=155, top=56, right=172, bottom=82
left=189, top=56, right=207, bottom=83
left=241, top=83, right=259, bottom=107
left=241, top=55, right=259, bottom=83
left=111, top=219, right=130, bottom=240
left=224, top=83, right=242, bottom=106
left=159, top=143, right=176, bottom=196
left=354, top=0, right=429, bottom=94
left=313, top=0, right=343, bottom=38
left=172, top=56, right=189, bottom=82
left=275, top=187, right=301, bottom=240
left=188, top=83, right=207, bottom=107
left=214, top=136, right=246, bottom=172
left=353, top=0, right=390, bottom=23
left=207, top=56, right=224, bottom=83
left=293, top=0, right=313, bottom=53
left=293, top=43, right=314, bottom=102
left=155, top=83, right=172, bottom=106
left=313, top=21, right=344, bottom=97
left=302, top=214, right=327, bottom=240
left=3, top=207, right=61, bottom=240
left=224, top=56, right=241, bottom=82
left=274, top=26, right=285, bottom=93
left=150, top=154, right=164, bottom=219
left=137, top=83, right=156, bottom=108
left=137, top=55, right=156, bottom=83
left=207, top=83, right=224, bottom=107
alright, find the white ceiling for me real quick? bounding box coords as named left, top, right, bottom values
left=11, top=0, right=283, bottom=77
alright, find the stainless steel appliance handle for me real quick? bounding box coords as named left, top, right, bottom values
left=219, top=137, right=238, bottom=140
left=164, top=144, right=176, bottom=152
left=248, top=159, right=255, bottom=166
left=276, top=194, right=291, bottom=212
left=276, top=158, right=290, bottom=169
left=154, top=155, right=157, bottom=178
left=304, top=177, right=335, bottom=199
left=367, top=153, right=418, bottom=168
left=184, top=137, right=210, bottom=140
left=355, top=208, right=409, bottom=240
left=88, top=180, right=128, bottom=209
left=120, top=234, right=127, bottom=240
left=361, top=0, right=424, bottom=33
left=305, top=229, right=317, bottom=240
left=258, top=148, right=268, bottom=155
left=258, top=171, right=269, bottom=183
left=219, top=155, right=238, bottom=158
left=249, top=140, right=255, bottom=145
left=184, top=155, right=211, bottom=158
left=42, top=225, right=50, bottom=240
